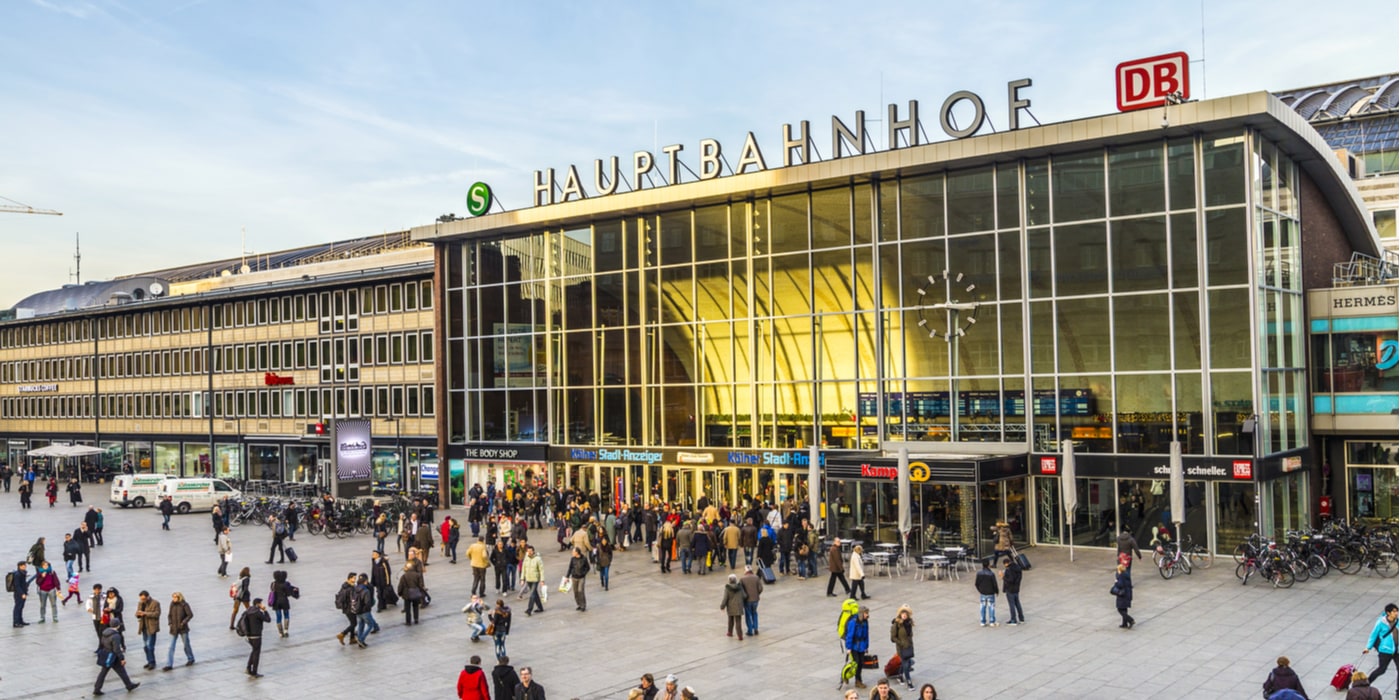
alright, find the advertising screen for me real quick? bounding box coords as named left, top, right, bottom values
left=331, top=419, right=373, bottom=498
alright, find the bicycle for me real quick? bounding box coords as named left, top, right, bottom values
left=1156, top=541, right=1192, bottom=579
left=1182, top=535, right=1213, bottom=570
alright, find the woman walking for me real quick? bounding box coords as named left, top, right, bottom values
left=35, top=561, right=60, bottom=623
left=397, top=560, right=426, bottom=625
left=46, top=477, right=58, bottom=507
left=67, top=478, right=83, bottom=507
left=230, top=567, right=251, bottom=631
left=890, top=604, right=915, bottom=691
left=269, top=570, right=295, bottom=637
left=596, top=536, right=613, bottom=590
left=721, top=574, right=746, bottom=640
left=27, top=537, right=45, bottom=568
left=1112, top=564, right=1134, bottom=629
left=849, top=545, right=870, bottom=600
left=489, top=598, right=511, bottom=659
left=658, top=521, right=675, bottom=574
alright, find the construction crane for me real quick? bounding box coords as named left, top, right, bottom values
left=0, top=195, right=62, bottom=216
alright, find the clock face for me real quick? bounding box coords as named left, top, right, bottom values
left=915, top=270, right=980, bottom=341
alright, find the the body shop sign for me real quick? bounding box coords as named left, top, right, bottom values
left=332, top=419, right=373, bottom=498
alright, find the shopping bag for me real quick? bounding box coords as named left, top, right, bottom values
left=558, top=575, right=572, bottom=593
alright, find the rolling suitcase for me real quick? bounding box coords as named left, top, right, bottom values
left=285, top=547, right=298, bottom=563
left=758, top=561, right=776, bottom=584
left=1013, top=548, right=1032, bottom=570
left=1330, top=663, right=1354, bottom=690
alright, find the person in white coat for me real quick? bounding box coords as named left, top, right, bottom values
left=849, top=545, right=870, bottom=600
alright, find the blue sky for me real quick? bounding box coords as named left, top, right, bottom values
left=2, top=0, right=1395, bottom=306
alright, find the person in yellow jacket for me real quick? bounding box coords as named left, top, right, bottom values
left=465, top=537, right=490, bottom=598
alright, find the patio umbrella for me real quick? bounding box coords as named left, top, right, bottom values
left=808, top=443, right=821, bottom=531
left=1170, top=441, right=1185, bottom=540
left=28, top=444, right=106, bottom=480
left=1061, top=439, right=1078, bottom=562
left=897, top=446, right=911, bottom=551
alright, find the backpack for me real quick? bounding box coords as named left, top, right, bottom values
left=228, top=583, right=239, bottom=599
left=4, top=571, right=13, bottom=593
left=234, top=612, right=249, bottom=637
left=836, top=598, right=860, bottom=640
left=275, top=521, right=287, bottom=536
left=334, top=584, right=352, bottom=612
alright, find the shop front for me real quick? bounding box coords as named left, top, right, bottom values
left=822, top=452, right=1027, bottom=554
left=458, top=443, right=549, bottom=507
left=1341, top=440, right=1398, bottom=525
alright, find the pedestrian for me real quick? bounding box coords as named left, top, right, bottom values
left=490, top=598, right=511, bottom=659
left=163, top=591, right=194, bottom=671
left=597, top=536, right=614, bottom=591
left=677, top=520, right=694, bottom=574
left=282, top=502, right=298, bottom=541
left=74, top=522, right=92, bottom=572
left=414, top=513, right=435, bottom=567
left=0, top=463, right=10, bottom=492
left=93, top=507, right=105, bottom=545
left=93, top=625, right=140, bottom=694
left=373, top=513, right=389, bottom=555
left=371, top=550, right=395, bottom=611
left=467, top=536, right=489, bottom=597
left=462, top=593, right=488, bottom=642
left=354, top=573, right=378, bottom=645
left=491, top=538, right=511, bottom=591
left=493, top=654, right=521, bottom=700
left=1001, top=557, right=1025, bottom=625
left=637, top=672, right=659, bottom=699
left=135, top=590, right=161, bottom=669
left=237, top=598, right=270, bottom=678
left=568, top=546, right=590, bottom=612
left=739, top=565, right=763, bottom=636
left=230, top=566, right=251, bottom=630
left=503, top=537, right=520, bottom=592
left=849, top=545, right=870, bottom=600
left=658, top=521, right=675, bottom=574
left=10, top=560, right=30, bottom=627
left=1112, top=563, right=1134, bottom=629
left=266, top=516, right=288, bottom=564
left=660, top=674, right=682, bottom=700
left=397, top=560, right=426, bottom=625
left=159, top=496, right=174, bottom=530
left=917, top=684, right=938, bottom=699
left=1347, top=671, right=1381, bottom=700
left=87, top=583, right=105, bottom=650
left=743, top=517, right=759, bottom=567
left=18, top=479, right=32, bottom=508
left=62, top=569, right=81, bottom=605
left=975, top=558, right=999, bottom=627
left=514, top=666, right=545, bottom=699
left=46, top=476, right=58, bottom=507
left=721, top=573, right=746, bottom=640
left=457, top=654, right=491, bottom=700
left=890, top=605, right=915, bottom=691
left=269, top=569, right=296, bottom=638
left=210, top=506, right=224, bottom=544
left=27, top=536, right=46, bottom=568
left=217, top=526, right=232, bottom=578
left=34, top=561, right=59, bottom=623
left=1116, top=529, right=1142, bottom=569
left=1363, top=602, right=1398, bottom=690
left=67, top=478, right=83, bottom=507
left=521, top=545, right=545, bottom=616
left=62, top=533, right=80, bottom=578
left=1261, top=656, right=1309, bottom=699
left=990, top=520, right=1013, bottom=567
left=843, top=605, right=872, bottom=689
left=692, top=523, right=711, bottom=576
left=335, top=572, right=360, bottom=646
left=827, top=539, right=851, bottom=597
left=103, top=587, right=125, bottom=632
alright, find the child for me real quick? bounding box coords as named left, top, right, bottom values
left=62, top=571, right=81, bottom=605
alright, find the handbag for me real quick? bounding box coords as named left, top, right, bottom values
left=486, top=623, right=496, bottom=636
left=1110, top=584, right=1122, bottom=596
left=404, top=586, right=424, bottom=603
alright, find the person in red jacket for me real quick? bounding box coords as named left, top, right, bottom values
left=457, top=654, right=490, bottom=700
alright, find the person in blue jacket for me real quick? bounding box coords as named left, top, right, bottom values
left=1113, top=564, right=1134, bottom=629
left=843, top=605, right=871, bottom=689
left=1363, top=603, right=1398, bottom=689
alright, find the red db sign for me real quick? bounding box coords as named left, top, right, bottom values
left=1039, top=456, right=1058, bottom=475
left=1231, top=460, right=1254, bottom=480
left=1116, top=52, right=1190, bottom=111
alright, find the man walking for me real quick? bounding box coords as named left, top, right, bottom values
left=217, top=526, right=232, bottom=578
left=1116, top=528, right=1142, bottom=570
left=135, top=590, right=161, bottom=669
left=163, top=591, right=194, bottom=671
left=826, top=539, right=850, bottom=597
left=238, top=598, right=270, bottom=678
left=521, top=545, right=545, bottom=616
left=370, top=551, right=393, bottom=612
left=158, top=497, right=174, bottom=531
left=568, top=547, right=590, bottom=612
left=1002, top=557, right=1025, bottom=625
left=739, top=565, right=764, bottom=637
left=86, top=583, right=105, bottom=651
left=1363, top=602, right=1399, bottom=692
left=722, top=519, right=741, bottom=570
left=466, top=536, right=490, bottom=598
left=93, top=625, right=140, bottom=695
left=266, top=516, right=288, bottom=564
left=354, top=573, right=379, bottom=645
left=334, top=572, right=359, bottom=646
left=975, top=559, right=999, bottom=627
left=10, top=561, right=30, bottom=627
left=74, top=523, right=92, bottom=573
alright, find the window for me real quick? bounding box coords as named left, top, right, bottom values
left=421, top=331, right=434, bottom=363
left=405, top=332, right=419, bottom=363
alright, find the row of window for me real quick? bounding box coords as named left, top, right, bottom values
left=0, top=280, right=433, bottom=349
left=1, top=331, right=435, bottom=383
left=3, top=384, right=435, bottom=420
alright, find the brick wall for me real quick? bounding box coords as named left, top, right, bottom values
left=1298, top=171, right=1357, bottom=291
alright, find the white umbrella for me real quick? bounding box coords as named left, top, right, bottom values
left=897, top=446, right=911, bottom=552
left=1170, top=441, right=1185, bottom=540
left=808, top=443, right=821, bottom=531
left=1061, top=440, right=1078, bottom=562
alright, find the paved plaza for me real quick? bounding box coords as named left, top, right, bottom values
left=2, top=489, right=1395, bottom=699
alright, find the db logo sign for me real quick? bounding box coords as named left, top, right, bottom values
left=1116, top=52, right=1190, bottom=112
left=1231, top=460, right=1253, bottom=480
left=1039, top=456, right=1058, bottom=475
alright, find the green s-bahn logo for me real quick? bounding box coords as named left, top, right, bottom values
left=466, top=182, right=493, bottom=217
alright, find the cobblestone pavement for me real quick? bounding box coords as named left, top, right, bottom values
left=2, top=489, right=1395, bottom=699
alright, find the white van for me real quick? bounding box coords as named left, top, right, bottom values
left=158, top=478, right=241, bottom=514
left=109, top=473, right=175, bottom=508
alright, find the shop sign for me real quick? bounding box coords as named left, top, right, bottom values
left=1232, top=460, right=1254, bottom=480
left=859, top=463, right=898, bottom=480
left=420, top=461, right=439, bottom=479
left=1116, top=52, right=1189, bottom=111
left=1282, top=456, right=1302, bottom=473
left=1379, top=340, right=1398, bottom=371
left=1152, top=464, right=1227, bottom=477
left=462, top=444, right=548, bottom=461
left=532, top=79, right=1035, bottom=206
left=1039, top=456, right=1058, bottom=475
left=1331, top=291, right=1397, bottom=310
left=909, top=461, right=931, bottom=483
left=726, top=450, right=822, bottom=467
left=676, top=452, right=714, bottom=464
left=569, top=447, right=664, bottom=465
left=18, top=384, right=58, bottom=393
left=263, top=372, right=294, bottom=386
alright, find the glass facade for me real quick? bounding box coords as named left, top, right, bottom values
left=1345, top=440, right=1399, bottom=523
left=442, top=128, right=1323, bottom=549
